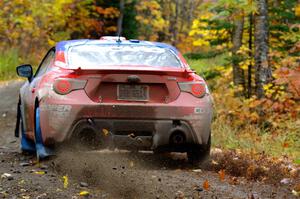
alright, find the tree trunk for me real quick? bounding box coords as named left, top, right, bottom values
left=171, top=0, right=179, bottom=46
left=232, top=16, right=245, bottom=95
left=117, top=0, right=125, bottom=36
left=247, top=13, right=253, bottom=98
left=254, top=0, right=272, bottom=98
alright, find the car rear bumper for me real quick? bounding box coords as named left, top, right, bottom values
left=70, top=119, right=199, bottom=151
left=39, top=90, right=213, bottom=150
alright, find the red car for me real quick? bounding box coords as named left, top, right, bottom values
left=15, top=37, right=213, bottom=163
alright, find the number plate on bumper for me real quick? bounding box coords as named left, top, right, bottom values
left=117, top=84, right=149, bottom=101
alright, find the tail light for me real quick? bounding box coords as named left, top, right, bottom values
left=178, top=82, right=208, bottom=98
left=53, top=78, right=87, bottom=95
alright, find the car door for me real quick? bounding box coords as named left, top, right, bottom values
left=21, top=48, right=55, bottom=138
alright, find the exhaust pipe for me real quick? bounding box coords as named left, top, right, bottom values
left=169, top=128, right=186, bottom=145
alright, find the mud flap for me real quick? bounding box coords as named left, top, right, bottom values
left=20, top=127, right=36, bottom=153
left=16, top=98, right=36, bottom=152
left=35, top=107, right=54, bottom=159
left=15, top=98, right=21, bottom=138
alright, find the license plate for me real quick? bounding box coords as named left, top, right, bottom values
left=117, top=84, right=149, bottom=101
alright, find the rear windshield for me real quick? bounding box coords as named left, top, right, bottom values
left=68, top=45, right=182, bottom=68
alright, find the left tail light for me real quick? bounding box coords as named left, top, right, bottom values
left=178, top=82, right=208, bottom=98
left=53, top=78, right=87, bottom=95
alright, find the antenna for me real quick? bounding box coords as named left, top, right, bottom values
left=116, top=32, right=122, bottom=44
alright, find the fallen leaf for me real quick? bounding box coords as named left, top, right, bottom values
left=175, top=190, right=184, bottom=199
left=1, top=173, right=13, bottom=180
left=35, top=171, right=45, bottom=175
left=18, top=180, right=25, bottom=185
left=292, top=190, right=300, bottom=197
left=128, top=133, right=135, bottom=138
left=203, top=180, right=210, bottom=190
left=218, top=169, right=225, bottom=181
left=102, top=129, right=109, bottom=136
left=129, top=161, right=134, bottom=168
left=63, top=175, right=68, bottom=189
left=192, top=169, right=202, bottom=173
left=213, top=148, right=223, bottom=153
left=79, top=191, right=90, bottom=196
left=280, top=178, right=291, bottom=184
left=1, top=173, right=12, bottom=179
left=228, top=177, right=239, bottom=185
left=212, top=160, right=218, bottom=165
left=293, top=184, right=300, bottom=192
left=282, top=142, right=289, bottom=148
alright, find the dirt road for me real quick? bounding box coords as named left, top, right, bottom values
left=0, top=81, right=298, bottom=199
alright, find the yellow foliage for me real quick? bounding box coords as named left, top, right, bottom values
left=135, top=0, right=166, bottom=41
left=189, top=12, right=230, bottom=48
left=295, top=4, right=300, bottom=17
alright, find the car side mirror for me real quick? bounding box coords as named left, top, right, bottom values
left=16, top=64, right=33, bottom=81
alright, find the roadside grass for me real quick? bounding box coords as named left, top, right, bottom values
left=211, top=116, right=300, bottom=160
left=186, top=53, right=229, bottom=75
left=0, top=48, right=40, bottom=81
left=0, top=49, right=20, bottom=80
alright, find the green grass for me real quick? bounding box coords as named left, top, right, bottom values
left=0, top=48, right=41, bottom=81
left=186, top=53, right=229, bottom=74
left=212, top=117, right=300, bottom=160
left=0, top=49, right=21, bottom=80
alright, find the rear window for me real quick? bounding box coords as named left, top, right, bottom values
left=68, top=45, right=182, bottom=68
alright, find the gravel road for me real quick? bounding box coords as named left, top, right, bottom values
left=0, top=81, right=298, bottom=199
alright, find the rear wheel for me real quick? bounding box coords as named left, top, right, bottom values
left=71, top=125, right=104, bottom=151
left=187, top=135, right=211, bottom=166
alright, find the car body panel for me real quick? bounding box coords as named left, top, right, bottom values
left=18, top=38, right=213, bottom=152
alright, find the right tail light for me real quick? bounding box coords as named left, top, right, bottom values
left=53, top=78, right=87, bottom=95
left=178, top=82, right=209, bottom=98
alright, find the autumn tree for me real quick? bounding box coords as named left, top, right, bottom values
left=254, top=0, right=272, bottom=98
left=135, top=0, right=166, bottom=41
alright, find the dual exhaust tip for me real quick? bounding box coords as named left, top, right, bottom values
left=76, top=120, right=187, bottom=147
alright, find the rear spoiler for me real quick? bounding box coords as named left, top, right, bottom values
left=68, top=66, right=194, bottom=77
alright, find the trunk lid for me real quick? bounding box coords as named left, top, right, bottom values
left=73, top=66, right=190, bottom=104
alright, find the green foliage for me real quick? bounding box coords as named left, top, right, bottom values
left=121, top=0, right=139, bottom=39
left=184, top=51, right=224, bottom=60
left=0, top=49, right=20, bottom=80
left=186, top=54, right=230, bottom=81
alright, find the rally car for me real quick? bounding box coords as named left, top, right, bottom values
left=15, top=37, right=213, bottom=163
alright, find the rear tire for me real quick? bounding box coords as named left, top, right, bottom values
left=187, top=135, right=211, bottom=166
left=71, top=125, right=104, bottom=151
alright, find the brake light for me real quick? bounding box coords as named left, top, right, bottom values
left=53, top=78, right=87, bottom=95
left=178, top=82, right=208, bottom=98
